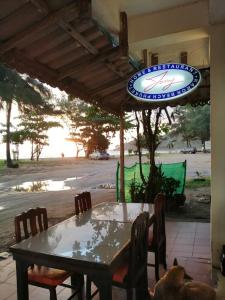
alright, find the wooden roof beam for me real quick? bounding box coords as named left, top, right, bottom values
left=0, top=2, right=80, bottom=55
left=1, top=49, right=120, bottom=115
left=104, top=62, right=125, bottom=78
left=30, top=0, right=49, bottom=15
left=1, top=49, right=90, bottom=101
left=143, top=49, right=148, bottom=67
left=103, top=87, right=126, bottom=100
left=119, top=12, right=128, bottom=58
left=90, top=71, right=133, bottom=95
left=91, top=78, right=126, bottom=95
left=58, top=20, right=98, bottom=55
left=57, top=47, right=120, bottom=80
left=78, top=0, right=92, bottom=17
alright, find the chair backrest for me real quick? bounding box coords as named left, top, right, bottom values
left=74, top=191, right=92, bottom=215
left=153, top=193, right=166, bottom=246
left=128, top=212, right=149, bottom=283
left=15, top=207, right=48, bottom=243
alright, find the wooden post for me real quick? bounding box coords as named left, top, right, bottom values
left=120, top=113, right=125, bottom=202
left=180, top=51, right=188, bottom=64
left=119, top=12, right=128, bottom=58
left=78, top=0, right=92, bottom=17
left=151, top=53, right=158, bottom=65
left=143, top=49, right=148, bottom=67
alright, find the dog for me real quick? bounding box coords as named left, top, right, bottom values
left=150, top=259, right=217, bottom=300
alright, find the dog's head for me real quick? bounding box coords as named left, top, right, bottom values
left=165, top=258, right=193, bottom=287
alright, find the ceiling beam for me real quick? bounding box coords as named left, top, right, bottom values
left=91, top=78, right=126, bottom=95
left=78, top=0, right=92, bottom=17
left=104, top=62, right=126, bottom=78
left=30, top=0, right=49, bottom=15
left=1, top=49, right=90, bottom=100
left=90, top=72, right=133, bottom=96
left=58, top=20, right=98, bottom=55
left=142, top=49, right=148, bottom=67
left=1, top=48, right=120, bottom=115
left=57, top=47, right=120, bottom=80
left=119, top=12, right=128, bottom=58
left=103, top=87, right=126, bottom=100
left=0, top=2, right=79, bottom=55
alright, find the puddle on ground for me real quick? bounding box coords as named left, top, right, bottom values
left=64, top=177, right=82, bottom=182
left=12, top=177, right=83, bottom=192
left=0, top=206, right=4, bottom=210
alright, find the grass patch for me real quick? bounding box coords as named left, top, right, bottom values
left=186, top=177, right=211, bottom=189
left=0, top=160, right=5, bottom=169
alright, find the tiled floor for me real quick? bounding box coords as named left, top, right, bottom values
left=0, top=221, right=212, bottom=300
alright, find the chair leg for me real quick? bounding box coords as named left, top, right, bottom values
left=71, top=273, right=84, bottom=300
left=49, top=287, right=57, bottom=300
left=127, top=288, right=133, bottom=300
left=162, top=241, right=167, bottom=270
left=86, top=277, right=92, bottom=300
left=155, top=250, right=160, bottom=282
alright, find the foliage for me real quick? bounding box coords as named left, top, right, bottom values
left=86, top=132, right=109, bottom=154
left=0, top=64, right=51, bottom=167
left=186, top=177, right=211, bottom=189
left=0, top=160, right=5, bottom=169
left=134, top=109, right=172, bottom=202
left=128, top=148, right=133, bottom=156
left=60, top=98, right=133, bottom=157
left=17, top=109, right=61, bottom=161
left=161, top=177, right=180, bottom=198
left=173, top=104, right=210, bottom=148
left=129, top=178, right=146, bottom=203
left=129, top=168, right=180, bottom=204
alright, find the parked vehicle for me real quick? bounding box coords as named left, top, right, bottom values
left=89, top=151, right=110, bottom=160
left=180, top=147, right=197, bottom=154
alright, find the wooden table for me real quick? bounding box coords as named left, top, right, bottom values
left=10, top=202, right=154, bottom=300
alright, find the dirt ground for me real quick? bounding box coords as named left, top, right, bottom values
left=0, top=153, right=211, bottom=253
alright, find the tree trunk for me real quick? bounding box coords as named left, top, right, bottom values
left=6, top=100, right=13, bottom=167
left=31, top=141, right=34, bottom=160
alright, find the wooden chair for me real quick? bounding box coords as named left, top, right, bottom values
left=74, top=192, right=98, bottom=299
left=14, top=207, right=84, bottom=300
left=111, top=212, right=150, bottom=300
left=74, top=191, right=92, bottom=215
left=147, top=193, right=167, bottom=281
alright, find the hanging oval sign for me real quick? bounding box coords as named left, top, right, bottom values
left=127, top=63, right=201, bottom=102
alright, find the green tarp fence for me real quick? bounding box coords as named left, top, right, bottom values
left=116, top=161, right=186, bottom=202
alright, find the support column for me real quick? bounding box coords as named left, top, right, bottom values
left=120, top=114, right=125, bottom=202
left=210, top=22, right=225, bottom=267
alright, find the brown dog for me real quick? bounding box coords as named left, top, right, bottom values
left=150, top=259, right=217, bottom=300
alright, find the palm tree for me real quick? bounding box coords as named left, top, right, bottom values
left=0, top=64, right=50, bottom=167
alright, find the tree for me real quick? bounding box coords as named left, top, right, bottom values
left=0, top=64, right=50, bottom=167
left=2, top=130, right=26, bottom=160
left=173, top=104, right=210, bottom=148
left=18, top=109, right=61, bottom=160
left=191, top=105, right=210, bottom=150
left=60, top=98, right=133, bottom=157
left=135, top=108, right=171, bottom=202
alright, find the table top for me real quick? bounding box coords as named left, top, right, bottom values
left=11, top=216, right=132, bottom=266
left=10, top=202, right=153, bottom=269
left=90, top=202, right=154, bottom=222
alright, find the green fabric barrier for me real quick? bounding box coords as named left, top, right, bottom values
left=116, top=161, right=186, bottom=202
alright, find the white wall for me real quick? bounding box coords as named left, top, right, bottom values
left=130, top=37, right=210, bottom=67
left=128, top=1, right=209, bottom=43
